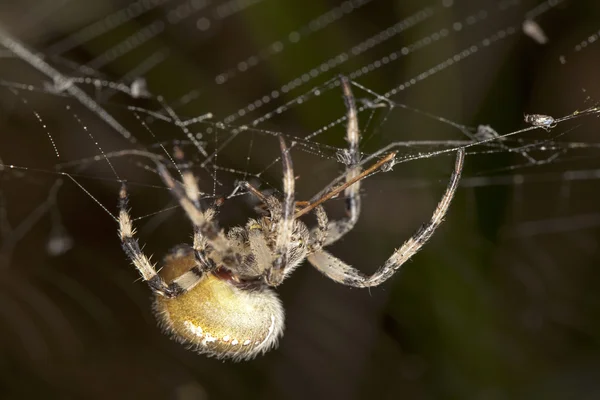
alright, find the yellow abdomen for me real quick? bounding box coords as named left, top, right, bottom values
left=153, top=252, right=284, bottom=360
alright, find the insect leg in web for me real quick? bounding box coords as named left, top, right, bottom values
left=307, top=149, right=465, bottom=288
left=294, top=151, right=397, bottom=219
left=241, top=181, right=270, bottom=207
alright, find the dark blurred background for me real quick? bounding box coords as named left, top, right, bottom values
left=1, top=0, right=600, bottom=399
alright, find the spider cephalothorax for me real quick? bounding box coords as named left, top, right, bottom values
left=118, top=77, right=465, bottom=360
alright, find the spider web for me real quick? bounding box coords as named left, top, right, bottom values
left=1, top=0, right=600, bottom=398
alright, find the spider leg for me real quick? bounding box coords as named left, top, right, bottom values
left=118, top=184, right=202, bottom=298
left=266, top=136, right=296, bottom=286
left=307, top=149, right=465, bottom=287
left=308, top=205, right=328, bottom=253
left=173, top=146, right=202, bottom=206
left=173, top=146, right=215, bottom=272
left=155, top=162, right=234, bottom=267
left=323, top=76, right=362, bottom=246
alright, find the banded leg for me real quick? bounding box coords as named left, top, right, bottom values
left=308, top=149, right=465, bottom=288
left=155, top=162, right=235, bottom=268
left=324, top=76, right=362, bottom=246
left=173, top=146, right=215, bottom=272
left=308, top=205, right=328, bottom=253
left=118, top=184, right=202, bottom=298
left=266, top=136, right=296, bottom=286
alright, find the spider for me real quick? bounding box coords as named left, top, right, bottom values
left=118, top=77, right=465, bottom=361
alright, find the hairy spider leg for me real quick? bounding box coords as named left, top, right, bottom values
left=172, top=146, right=216, bottom=272
left=308, top=204, right=328, bottom=253
left=118, top=184, right=203, bottom=298
left=266, top=137, right=296, bottom=286
left=155, top=162, right=240, bottom=268
left=307, top=148, right=465, bottom=287
left=323, top=76, right=362, bottom=246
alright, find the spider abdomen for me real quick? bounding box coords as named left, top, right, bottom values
left=153, top=253, right=284, bottom=360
